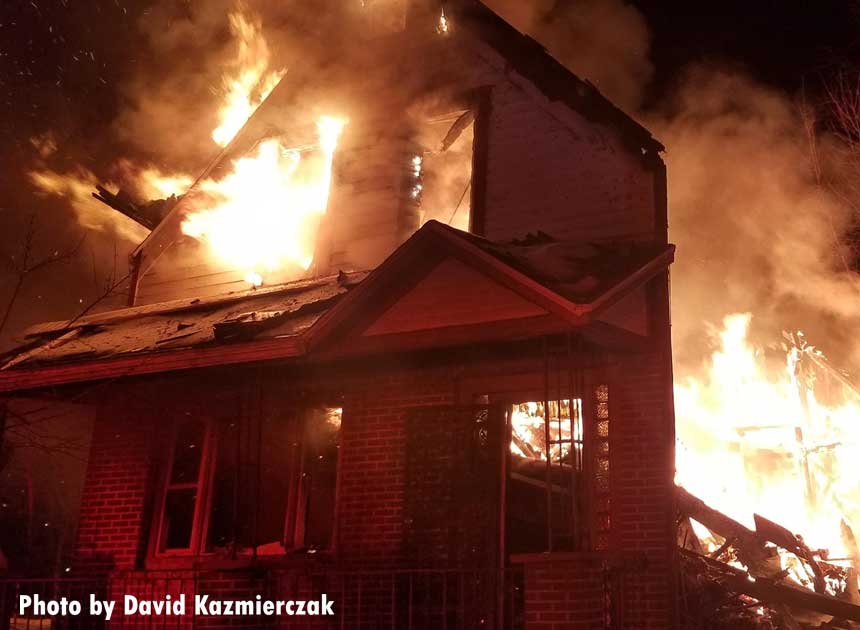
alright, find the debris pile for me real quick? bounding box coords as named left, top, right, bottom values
left=678, top=486, right=860, bottom=629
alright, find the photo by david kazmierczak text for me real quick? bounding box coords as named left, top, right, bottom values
left=18, top=593, right=335, bottom=620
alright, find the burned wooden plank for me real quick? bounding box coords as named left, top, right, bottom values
left=755, top=513, right=826, bottom=593
left=680, top=549, right=860, bottom=622
left=677, top=486, right=757, bottom=542
left=439, top=109, right=475, bottom=151
left=678, top=487, right=818, bottom=585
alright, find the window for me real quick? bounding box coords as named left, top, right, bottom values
left=501, top=385, right=610, bottom=554
left=285, top=406, right=341, bottom=550
left=507, top=399, right=583, bottom=553
left=154, top=404, right=342, bottom=559
left=592, top=384, right=612, bottom=551
left=157, top=419, right=210, bottom=553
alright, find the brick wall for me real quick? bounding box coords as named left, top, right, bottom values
left=606, top=278, right=676, bottom=629
left=482, top=80, right=657, bottom=245
left=70, top=339, right=677, bottom=626
left=336, top=367, right=456, bottom=565
left=74, top=392, right=160, bottom=574
left=517, top=553, right=609, bottom=630
left=450, top=37, right=660, bottom=246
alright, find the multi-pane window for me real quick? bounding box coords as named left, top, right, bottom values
left=158, top=420, right=210, bottom=553
left=154, top=405, right=342, bottom=559
left=505, top=386, right=610, bottom=553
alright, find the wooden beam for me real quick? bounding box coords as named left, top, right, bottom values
left=468, top=86, right=491, bottom=237
left=681, top=549, right=860, bottom=622
left=677, top=486, right=757, bottom=542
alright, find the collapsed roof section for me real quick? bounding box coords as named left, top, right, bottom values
left=678, top=486, right=860, bottom=628
left=0, top=221, right=673, bottom=392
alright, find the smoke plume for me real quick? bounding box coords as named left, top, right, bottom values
left=486, top=0, right=860, bottom=371
left=650, top=68, right=860, bottom=369
left=484, top=0, right=653, bottom=111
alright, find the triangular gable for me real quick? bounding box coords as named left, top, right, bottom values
left=305, top=221, right=674, bottom=357
left=363, top=257, right=547, bottom=337
left=595, top=284, right=648, bottom=337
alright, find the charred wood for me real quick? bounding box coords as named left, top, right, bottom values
left=681, top=548, right=860, bottom=625
left=92, top=185, right=179, bottom=231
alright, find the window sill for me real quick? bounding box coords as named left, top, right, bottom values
left=509, top=550, right=647, bottom=570
left=145, top=550, right=336, bottom=572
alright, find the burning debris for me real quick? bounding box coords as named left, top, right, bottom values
left=437, top=9, right=450, bottom=35
left=678, top=486, right=860, bottom=628
left=91, top=185, right=180, bottom=231
left=676, top=315, right=860, bottom=628
left=676, top=315, right=860, bottom=565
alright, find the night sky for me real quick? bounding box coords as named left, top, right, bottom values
left=0, top=0, right=858, bottom=346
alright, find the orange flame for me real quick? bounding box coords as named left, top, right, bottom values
left=675, top=313, right=860, bottom=568
left=181, top=117, right=346, bottom=275
left=212, top=12, right=285, bottom=147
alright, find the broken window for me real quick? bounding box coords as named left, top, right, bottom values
left=154, top=405, right=342, bottom=558
left=504, top=385, right=610, bottom=554
left=157, top=419, right=209, bottom=553
left=286, top=406, right=342, bottom=551
left=507, top=399, right=583, bottom=553
left=413, top=110, right=474, bottom=232
left=204, top=410, right=295, bottom=554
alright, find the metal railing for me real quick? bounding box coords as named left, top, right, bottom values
left=0, top=567, right=524, bottom=629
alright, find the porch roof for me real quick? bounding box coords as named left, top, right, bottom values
left=0, top=221, right=673, bottom=393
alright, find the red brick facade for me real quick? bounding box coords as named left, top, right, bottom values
left=75, top=397, right=159, bottom=573
left=66, top=320, right=676, bottom=627
left=338, top=369, right=456, bottom=565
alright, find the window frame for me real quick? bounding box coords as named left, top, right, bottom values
left=408, top=87, right=490, bottom=237
left=283, top=404, right=343, bottom=552
left=151, top=417, right=216, bottom=558
left=148, top=402, right=343, bottom=565
left=461, top=369, right=610, bottom=556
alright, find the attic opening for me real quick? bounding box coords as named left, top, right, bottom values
left=413, top=110, right=475, bottom=233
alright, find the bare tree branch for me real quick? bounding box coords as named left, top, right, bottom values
left=0, top=215, right=86, bottom=337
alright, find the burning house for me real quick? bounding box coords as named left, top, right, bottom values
left=9, top=0, right=848, bottom=627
